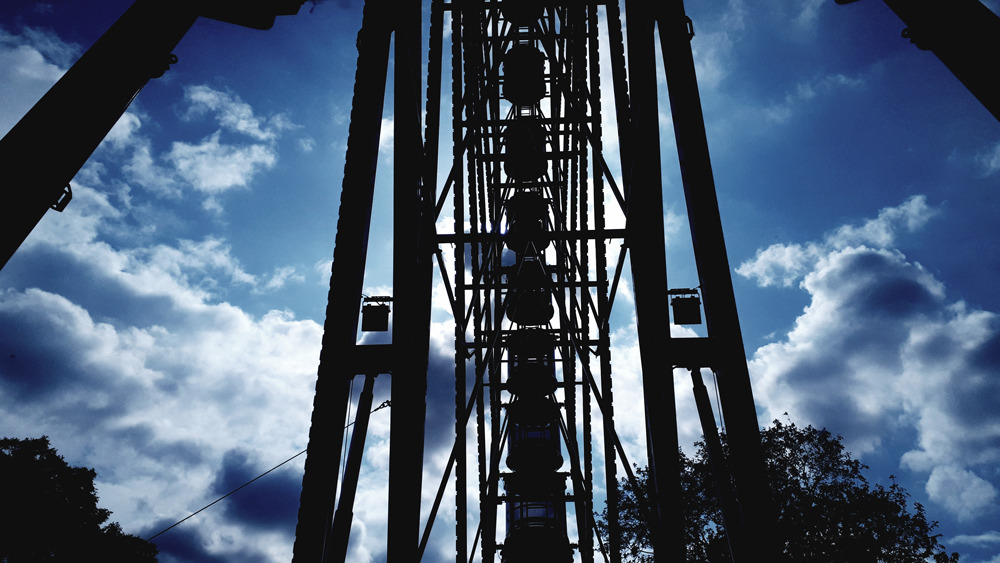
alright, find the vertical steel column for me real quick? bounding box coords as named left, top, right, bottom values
left=655, top=1, right=778, bottom=560
left=587, top=2, right=621, bottom=560
left=291, top=0, right=392, bottom=559
left=388, top=0, right=430, bottom=558
left=622, top=0, right=685, bottom=560
left=450, top=2, right=470, bottom=561
left=604, top=0, right=631, bottom=197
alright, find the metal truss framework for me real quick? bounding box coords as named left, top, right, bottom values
left=292, top=0, right=778, bottom=562
left=0, top=0, right=997, bottom=562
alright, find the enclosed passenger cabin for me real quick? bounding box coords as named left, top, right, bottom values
left=504, top=190, right=550, bottom=255
left=503, top=44, right=546, bottom=106
left=501, top=474, right=573, bottom=563
left=505, top=256, right=554, bottom=326
left=504, top=118, right=548, bottom=182
left=506, top=328, right=557, bottom=395
left=505, top=397, right=562, bottom=473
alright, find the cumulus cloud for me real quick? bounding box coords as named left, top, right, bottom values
left=114, top=84, right=288, bottom=210
left=0, top=35, right=313, bottom=557
left=737, top=195, right=938, bottom=287
left=2, top=212, right=319, bottom=562
left=182, top=85, right=297, bottom=142
left=0, top=281, right=321, bottom=561
left=926, top=466, right=999, bottom=522
left=740, top=196, right=1000, bottom=522
left=166, top=131, right=277, bottom=197
left=1, top=30, right=287, bottom=213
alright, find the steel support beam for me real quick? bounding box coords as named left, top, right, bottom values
left=0, top=0, right=197, bottom=271
left=655, top=1, right=779, bottom=560
left=291, top=0, right=392, bottom=558
left=691, top=369, right=746, bottom=562
left=622, top=1, right=685, bottom=560
left=0, top=0, right=305, bottom=272
left=388, top=0, right=431, bottom=558
left=327, top=373, right=379, bottom=562
left=838, top=0, right=1000, bottom=122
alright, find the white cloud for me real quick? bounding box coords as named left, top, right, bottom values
left=379, top=116, right=394, bottom=154
left=737, top=195, right=937, bottom=287
left=951, top=531, right=1000, bottom=547
left=734, top=242, right=814, bottom=287
left=0, top=32, right=284, bottom=214
left=257, top=266, right=306, bottom=293
left=110, top=85, right=290, bottom=210
left=20, top=176, right=302, bottom=304
left=926, top=466, right=999, bottom=522
left=0, top=283, right=321, bottom=560
left=183, top=85, right=297, bottom=142
left=297, top=136, right=316, bottom=152
left=103, top=111, right=144, bottom=151
left=166, top=131, right=277, bottom=196
left=741, top=197, right=1000, bottom=522
left=122, top=140, right=184, bottom=198
left=4, top=26, right=80, bottom=67
left=691, top=29, right=735, bottom=91
left=0, top=26, right=74, bottom=135
left=2, top=178, right=323, bottom=561
left=721, top=0, right=748, bottom=32
left=829, top=194, right=937, bottom=245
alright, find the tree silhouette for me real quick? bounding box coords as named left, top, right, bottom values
left=0, top=436, right=157, bottom=562
left=596, top=420, right=960, bottom=562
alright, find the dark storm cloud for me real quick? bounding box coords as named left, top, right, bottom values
left=942, top=332, right=1000, bottom=427
left=145, top=520, right=268, bottom=563
left=212, top=449, right=302, bottom=530
left=109, top=425, right=208, bottom=470
left=424, top=333, right=463, bottom=453
left=0, top=288, right=140, bottom=417
left=855, top=271, right=940, bottom=318
left=0, top=319, right=70, bottom=399
left=146, top=522, right=228, bottom=563
left=1, top=246, right=180, bottom=330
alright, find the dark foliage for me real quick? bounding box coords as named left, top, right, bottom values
left=596, top=420, right=960, bottom=563
left=0, top=437, right=158, bottom=562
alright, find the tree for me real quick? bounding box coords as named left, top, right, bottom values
left=0, top=436, right=158, bottom=562
left=596, top=420, right=960, bottom=563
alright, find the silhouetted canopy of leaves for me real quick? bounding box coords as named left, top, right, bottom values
left=0, top=436, right=158, bottom=562
left=596, top=420, right=959, bottom=563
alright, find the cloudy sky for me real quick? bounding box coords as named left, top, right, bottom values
left=2, top=0, right=1000, bottom=562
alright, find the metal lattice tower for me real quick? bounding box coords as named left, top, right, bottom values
left=291, top=0, right=777, bottom=561
left=2, top=0, right=998, bottom=561
left=450, top=2, right=613, bottom=561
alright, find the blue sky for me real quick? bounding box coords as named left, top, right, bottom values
left=2, top=1, right=1000, bottom=562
